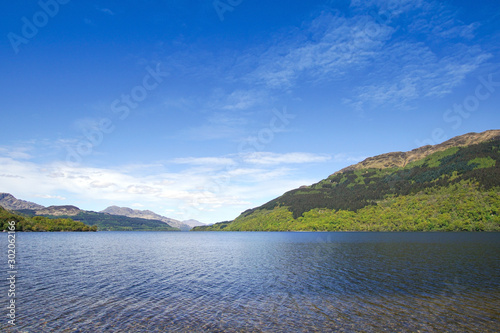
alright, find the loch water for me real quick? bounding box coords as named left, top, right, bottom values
left=1, top=231, right=499, bottom=332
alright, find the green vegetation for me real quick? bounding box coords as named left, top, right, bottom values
left=468, top=157, right=496, bottom=169
left=193, top=221, right=232, bottom=231
left=194, top=138, right=500, bottom=232
left=405, top=147, right=459, bottom=168
left=204, top=182, right=499, bottom=231
left=0, top=207, right=97, bottom=231
left=18, top=210, right=180, bottom=231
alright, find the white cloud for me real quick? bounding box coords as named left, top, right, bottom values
left=350, top=0, right=425, bottom=16
left=34, top=194, right=66, bottom=201
left=0, top=146, right=33, bottom=160
left=97, top=7, right=115, bottom=15
left=239, top=3, right=490, bottom=113
left=175, top=88, right=268, bottom=142
left=247, top=12, right=394, bottom=89
left=219, top=90, right=263, bottom=111
left=242, top=152, right=331, bottom=165
left=90, top=181, right=116, bottom=189
left=345, top=43, right=491, bottom=111
left=0, top=144, right=337, bottom=222
left=0, top=174, right=24, bottom=179
left=332, top=153, right=366, bottom=163
left=171, top=156, right=236, bottom=166
left=125, top=185, right=162, bottom=195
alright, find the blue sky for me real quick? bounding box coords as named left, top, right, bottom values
left=1, top=0, right=499, bottom=223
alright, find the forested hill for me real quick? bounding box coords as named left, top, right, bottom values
left=0, top=206, right=97, bottom=232
left=193, top=130, right=500, bottom=232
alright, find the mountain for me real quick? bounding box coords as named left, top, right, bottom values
left=182, top=219, right=205, bottom=228
left=193, top=130, right=500, bottom=232
left=36, top=205, right=81, bottom=216
left=0, top=194, right=180, bottom=231
left=101, top=206, right=194, bottom=230
left=24, top=207, right=179, bottom=231
left=69, top=211, right=179, bottom=231
left=2, top=195, right=204, bottom=231
left=0, top=193, right=44, bottom=210
left=334, top=129, right=500, bottom=174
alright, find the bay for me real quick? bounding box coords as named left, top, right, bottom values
left=0, top=231, right=499, bottom=332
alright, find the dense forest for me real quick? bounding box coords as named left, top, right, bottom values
left=194, top=138, right=500, bottom=232
left=0, top=207, right=97, bottom=232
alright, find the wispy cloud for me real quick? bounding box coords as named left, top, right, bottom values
left=0, top=146, right=33, bottom=160
left=406, top=1, right=480, bottom=39
left=344, top=43, right=490, bottom=111
left=243, top=152, right=331, bottom=165
left=90, top=181, right=116, bottom=189
left=97, top=7, right=115, bottom=16
left=34, top=194, right=66, bottom=201
left=246, top=12, right=394, bottom=89
left=236, top=2, right=490, bottom=113
left=350, top=0, right=425, bottom=17
left=217, top=89, right=265, bottom=111
left=0, top=150, right=324, bottom=222
left=173, top=89, right=265, bottom=141
left=332, top=153, right=366, bottom=163
left=171, top=156, right=236, bottom=166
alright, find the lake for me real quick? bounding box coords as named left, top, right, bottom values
left=1, top=232, right=499, bottom=332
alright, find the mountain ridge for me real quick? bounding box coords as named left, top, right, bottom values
left=0, top=193, right=45, bottom=211
left=0, top=194, right=180, bottom=231
left=101, top=206, right=204, bottom=230
left=193, top=129, right=500, bottom=232
left=332, top=129, right=500, bottom=176
left=36, top=205, right=81, bottom=216
left=0, top=194, right=204, bottom=231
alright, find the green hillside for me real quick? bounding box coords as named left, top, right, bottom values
left=17, top=210, right=180, bottom=231
left=71, top=212, right=180, bottom=231
left=0, top=207, right=97, bottom=232
left=194, top=136, right=500, bottom=232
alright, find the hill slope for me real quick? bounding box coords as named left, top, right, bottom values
left=194, top=130, right=500, bottom=232
left=19, top=207, right=180, bottom=231
left=101, top=206, right=191, bottom=230
left=0, top=206, right=97, bottom=232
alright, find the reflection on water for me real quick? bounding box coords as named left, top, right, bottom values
left=0, top=232, right=499, bottom=332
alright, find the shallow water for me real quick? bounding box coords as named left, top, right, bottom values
left=1, top=231, right=499, bottom=332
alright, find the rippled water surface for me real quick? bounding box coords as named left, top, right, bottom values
left=1, top=232, right=499, bottom=332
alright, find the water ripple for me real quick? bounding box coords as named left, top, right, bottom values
left=0, top=232, right=499, bottom=332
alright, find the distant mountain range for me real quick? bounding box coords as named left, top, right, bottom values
left=0, top=194, right=204, bottom=231
left=194, top=130, right=500, bottom=232
left=101, top=206, right=204, bottom=231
